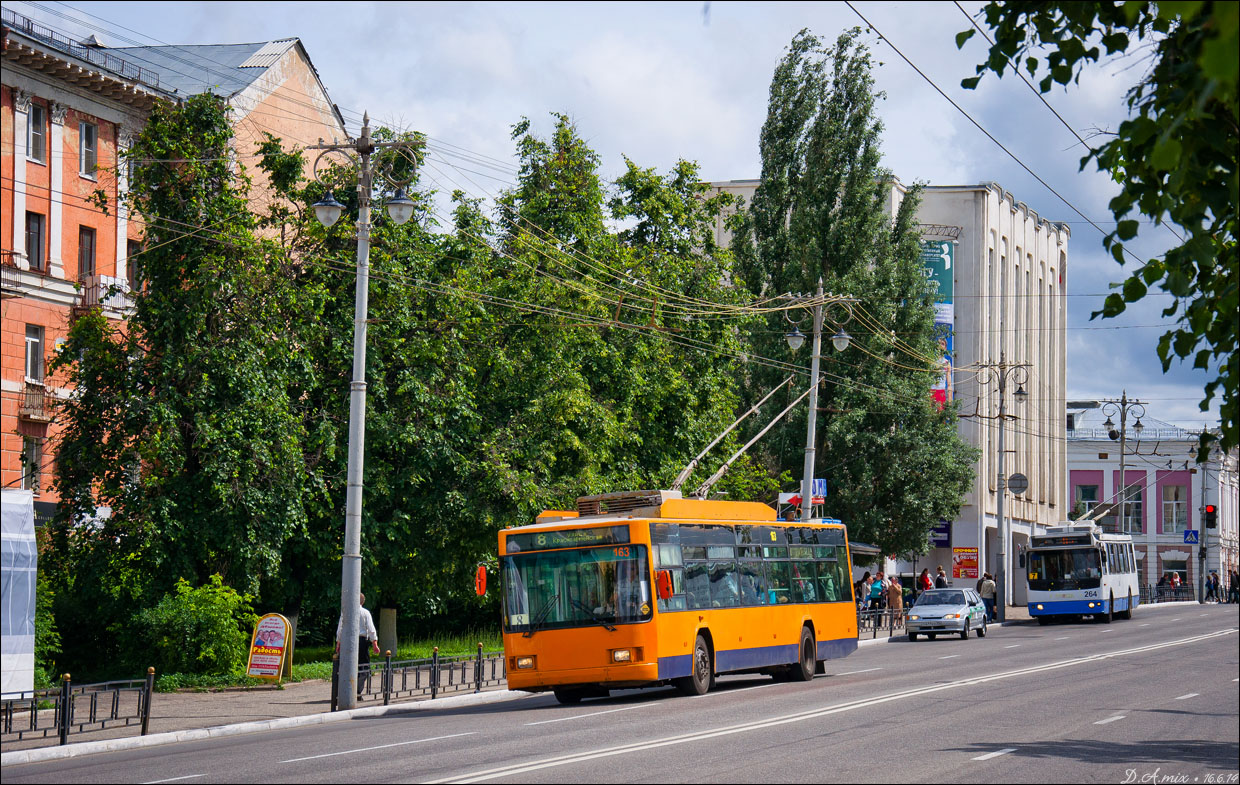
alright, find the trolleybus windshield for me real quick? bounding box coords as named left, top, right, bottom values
left=502, top=545, right=653, bottom=634
left=1027, top=548, right=1102, bottom=591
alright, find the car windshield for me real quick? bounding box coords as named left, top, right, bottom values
left=916, top=591, right=964, bottom=606
left=501, top=545, right=652, bottom=633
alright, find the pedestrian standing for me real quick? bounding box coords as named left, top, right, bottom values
left=336, top=592, right=381, bottom=698
left=935, top=566, right=949, bottom=589
left=887, top=575, right=904, bottom=621
left=979, top=572, right=997, bottom=622
left=918, top=568, right=933, bottom=595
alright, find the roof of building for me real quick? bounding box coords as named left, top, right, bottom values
left=1066, top=401, right=1199, bottom=442
left=105, top=39, right=300, bottom=98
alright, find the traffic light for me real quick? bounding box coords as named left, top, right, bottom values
left=1204, top=504, right=1217, bottom=529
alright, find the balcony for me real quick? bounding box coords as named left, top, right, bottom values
left=1, top=254, right=20, bottom=299
left=75, top=274, right=132, bottom=314
left=19, top=381, right=52, bottom=422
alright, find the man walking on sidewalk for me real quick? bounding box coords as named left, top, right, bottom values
left=337, top=593, right=381, bottom=697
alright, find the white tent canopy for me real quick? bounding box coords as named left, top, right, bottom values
left=2, top=489, right=37, bottom=698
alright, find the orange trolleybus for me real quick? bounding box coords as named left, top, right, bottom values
left=498, top=489, right=858, bottom=703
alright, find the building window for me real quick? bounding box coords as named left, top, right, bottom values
left=1121, top=484, right=1143, bottom=534
left=21, top=437, right=43, bottom=493
left=28, top=103, right=47, bottom=163
left=79, top=226, right=97, bottom=278
left=25, top=325, right=45, bottom=381
left=1073, top=485, right=1098, bottom=519
left=25, top=212, right=46, bottom=271
left=126, top=240, right=143, bottom=289
left=1162, top=485, right=1188, bottom=533
left=80, top=120, right=98, bottom=177
left=1161, top=558, right=1188, bottom=586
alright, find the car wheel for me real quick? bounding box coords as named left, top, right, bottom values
left=675, top=634, right=712, bottom=696
left=553, top=687, right=583, bottom=705
left=976, top=619, right=987, bottom=638
left=960, top=620, right=970, bottom=641
left=927, top=633, right=937, bottom=641
left=790, top=626, right=815, bottom=682
left=908, top=632, right=918, bottom=642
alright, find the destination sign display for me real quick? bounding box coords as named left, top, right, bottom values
left=1032, top=534, right=1091, bottom=548
left=507, top=525, right=629, bottom=553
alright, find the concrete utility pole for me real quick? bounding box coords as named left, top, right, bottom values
left=975, top=353, right=1030, bottom=623
left=1101, top=392, right=1146, bottom=537
left=781, top=282, right=855, bottom=522
left=309, top=115, right=417, bottom=711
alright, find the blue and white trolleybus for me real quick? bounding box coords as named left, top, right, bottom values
left=1024, top=523, right=1138, bottom=624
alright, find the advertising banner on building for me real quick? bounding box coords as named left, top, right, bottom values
left=920, top=239, right=955, bottom=407
left=930, top=519, right=952, bottom=549
left=246, top=613, right=291, bottom=680
left=952, top=547, right=979, bottom=580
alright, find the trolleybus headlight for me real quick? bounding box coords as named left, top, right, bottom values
left=612, top=649, right=632, bottom=663
left=1088, top=602, right=1096, bottom=609
left=516, top=656, right=535, bottom=669
left=1036, top=604, right=1044, bottom=610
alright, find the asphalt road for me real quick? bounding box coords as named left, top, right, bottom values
left=6, top=603, right=1237, bottom=784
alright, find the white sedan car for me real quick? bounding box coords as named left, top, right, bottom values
left=906, top=588, right=988, bottom=640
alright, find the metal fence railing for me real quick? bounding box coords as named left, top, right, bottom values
left=856, top=608, right=906, bottom=638
left=331, top=645, right=506, bottom=711
left=1, top=670, right=154, bottom=746
left=1139, top=583, right=1197, bottom=604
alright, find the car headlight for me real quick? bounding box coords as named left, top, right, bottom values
left=907, top=614, right=920, bottom=620
left=516, top=656, right=535, bottom=669
left=942, top=613, right=960, bottom=619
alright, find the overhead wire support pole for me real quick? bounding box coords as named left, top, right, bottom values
left=307, top=114, right=418, bottom=712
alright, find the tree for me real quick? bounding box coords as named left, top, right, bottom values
left=734, top=29, right=978, bottom=555
left=958, top=1, right=1238, bottom=456
left=46, top=94, right=310, bottom=669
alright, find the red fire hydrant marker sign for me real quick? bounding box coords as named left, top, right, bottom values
left=247, top=613, right=291, bottom=680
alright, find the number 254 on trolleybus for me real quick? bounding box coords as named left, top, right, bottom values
left=1022, top=523, right=1139, bottom=624
left=490, top=489, right=858, bottom=704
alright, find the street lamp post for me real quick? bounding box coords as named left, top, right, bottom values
left=309, top=114, right=418, bottom=711
left=1101, top=392, right=1146, bottom=538
left=976, top=353, right=1030, bottom=623
left=783, top=280, right=853, bottom=522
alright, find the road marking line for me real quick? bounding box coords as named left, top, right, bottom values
left=836, top=668, right=883, bottom=676
left=1101, top=630, right=1114, bottom=633
left=972, top=748, right=1017, bottom=761
left=1171, top=618, right=1181, bottom=621
left=1140, top=623, right=1151, bottom=627
left=1094, top=715, right=1126, bottom=725
left=1003, top=645, right=1020, bottom=649
left=1054, top=636, right=1071, bottom=640
left=428, top=628, right=1238, bottom=784
left=525, top=705, right=643, bottom=725
left=939, top=655, right=961, bottom=660
left=143, top=777, right=205, bottom=784
left=282, top=732, right=476, bottom=763
left=1200, top=614, right=1208, bottom=617
left=1174, top=693, right=1199, bottom=700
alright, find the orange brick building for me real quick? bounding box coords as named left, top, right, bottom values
left=2, top=9, right=345, bottom=523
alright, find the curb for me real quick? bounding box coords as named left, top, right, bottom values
left=1, top=688, right=536, bottom=768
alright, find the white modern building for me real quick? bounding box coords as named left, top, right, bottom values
left=1066, top=401, right=1238, bottom=594
left=711, top=179, right=1070, bottom=606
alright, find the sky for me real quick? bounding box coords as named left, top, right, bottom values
left=10, top=0, right=1221, bottom=432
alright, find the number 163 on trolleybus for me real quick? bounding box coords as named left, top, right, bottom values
left=1023, top=523, right=1139, bottom=625
left=489, top=490, right=859, bottom=704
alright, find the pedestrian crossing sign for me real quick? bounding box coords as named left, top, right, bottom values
left=1183, top=530, right=1199, bottom=544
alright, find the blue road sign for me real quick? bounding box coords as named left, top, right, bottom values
left=1183, top=530, right=1199, bottom=545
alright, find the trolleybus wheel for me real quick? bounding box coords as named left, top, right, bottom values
left=553, top=688, right=583, bottom=705
left=1037, top=616, right=1051, bottom=626
left=1100, top=595, right=1113, bottom=624
left=1120, top=590, right=1133, bottom=620
left=675, top=634, right=712, bottom=696
left=791, top=626, right=815, bottom=682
